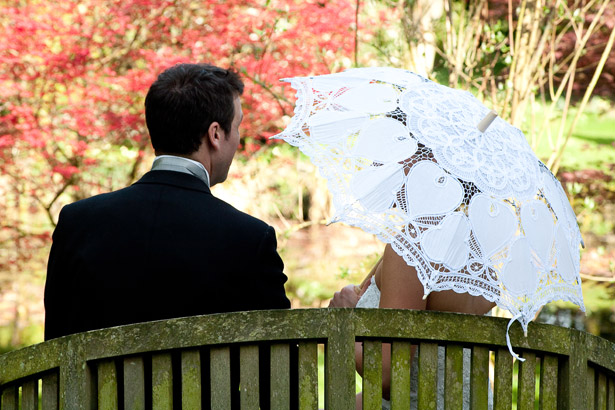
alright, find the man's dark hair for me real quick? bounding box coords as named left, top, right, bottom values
left=145, top=63, right=244, bottom=155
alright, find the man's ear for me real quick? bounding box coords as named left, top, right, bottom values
left=207, top=121, right=224, bottom=150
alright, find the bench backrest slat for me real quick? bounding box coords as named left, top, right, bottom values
left=210, top=347, right=231, bottom=409
left=21, top=379, right=38, bottom=410
left=589, top=367, right=597, bottom=409
left=539, top=354, right=559, bottom=410
left=270, top=343, right=291, bottom=409
left=597, top=371, right=609, bottom=410
left=608, top=378, right=615, bottom=409
left=361, top=340, right=382, bottom=410
left=152, top=353, right=173, bottom=410
left=181, top=349, right=202, bottom=409
left=298, top=342, right=319, bottom=410
left=325, top=313, right=356, bottom=410
left=97, top=359, right=118, bottom=410
left=1, top=386, right=18, bottom=410
left=42, top=373, right=59, bottom=410
left=417, top=342, right=438, bottom=409
left=123, top=356, right=145, bottom=410
left=518, top=351, right=537, bottom=408
left=470, top=346, right=489, bottom=408
left=444, top=345, right=464, bottom=410
left=239, top=345, right=259, bottom=410
left=390, top=341, right=412, bottom=410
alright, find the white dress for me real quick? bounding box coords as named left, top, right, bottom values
left=356, top=277, right=492, bottom=410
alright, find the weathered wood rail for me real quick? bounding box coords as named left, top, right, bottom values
left=0, top=309, right=614, bottom=409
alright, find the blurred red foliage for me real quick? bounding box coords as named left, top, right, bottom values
left=0, top=0, right=368, bottom=275
left=0, top=0, right=362, bottom=212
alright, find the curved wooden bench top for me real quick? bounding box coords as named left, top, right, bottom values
left=1, top=309, right=614, bottom=409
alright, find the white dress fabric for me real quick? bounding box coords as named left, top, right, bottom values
left=356, top=277, right=492, bottom=410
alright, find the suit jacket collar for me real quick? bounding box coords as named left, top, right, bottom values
left=134, top=170, right=212, bottom=194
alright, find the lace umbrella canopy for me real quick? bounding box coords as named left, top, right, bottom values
left=274, top=67, right=585, bottom=357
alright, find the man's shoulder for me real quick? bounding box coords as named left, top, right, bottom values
left=210, top=195, right=270, bottom=232
left=59, top=174, right=273, bottom=234
left=61, top=171, right=203, bottom=211
left=60, top=186, right=133, bottom=214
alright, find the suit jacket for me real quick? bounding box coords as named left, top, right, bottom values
left=44, top=170, right=290, bottom=340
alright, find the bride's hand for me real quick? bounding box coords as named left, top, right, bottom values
left=328, top=284, right=361, bottom=308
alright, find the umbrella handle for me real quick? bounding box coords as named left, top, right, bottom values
left=359, top=256, right=383, bottom=290
left=477, top=110, right=498, bottom=132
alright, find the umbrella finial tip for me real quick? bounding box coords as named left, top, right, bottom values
left=477, top=110, right=498, bottom=132
left=422, top=293, right=429, bottom=300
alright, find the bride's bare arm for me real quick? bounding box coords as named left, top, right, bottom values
left=375, top=245, right=427, bottom=398
left=379, top=244, right=496, bottom=314
left=376, top=244, right=496, bottom=398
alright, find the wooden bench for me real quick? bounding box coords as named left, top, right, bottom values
left=1, top=309, right=614, bottom=409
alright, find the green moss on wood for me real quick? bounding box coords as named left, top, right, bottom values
left=362, top=340, right=382, bottom=410
left=445, top=345, right=463, bottom=410
left=390, top=341, right=412, bottom=410
left=418, top=342, right=438, bottom=410
left=181, top=350, right=202, bottom=410
left=0, top=309, right=614, bottom=410
left=151, top=354, right=173, bottom=410
left=470, top=346, right=489, bottom=409
left=493, top=348, right=513, bottom=410
left=518, top=352, right=537, bottom=410
left=97, top=360, right=118, bottom=410
left=540, top=355, right=558, bottom=410
left=298, top=342, right=318, bottom=410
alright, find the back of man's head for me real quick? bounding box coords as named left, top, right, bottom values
left=145, top=63, right=244, bottom=155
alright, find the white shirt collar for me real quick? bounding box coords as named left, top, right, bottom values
left=151, top=155, right=210, bottom=187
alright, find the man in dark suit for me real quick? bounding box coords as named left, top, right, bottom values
left=44, top=63, right=291, bottom=341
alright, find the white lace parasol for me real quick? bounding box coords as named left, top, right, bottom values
left=274, top=67, right=585, bottom=358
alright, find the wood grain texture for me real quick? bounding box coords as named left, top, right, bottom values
left=0, top=309, right=614, bottom=410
